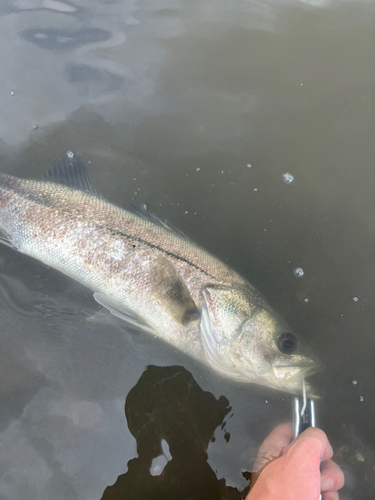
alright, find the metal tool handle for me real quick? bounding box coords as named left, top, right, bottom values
left=292, top=381, right=321, bottom=500
left=293, top=397, right=316, bottom=439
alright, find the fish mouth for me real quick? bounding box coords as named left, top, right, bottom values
left=271, top=362, right=321, bottom=389
left=273, top=361, right=322, bottom=378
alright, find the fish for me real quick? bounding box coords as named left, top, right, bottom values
left=0, top=152, right=320, bottom=394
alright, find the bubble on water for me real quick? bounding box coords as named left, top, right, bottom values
left=244, top=323, right=254, bottom=333
left=283, top=172, right=294, bottom=184
left=184, top=211, right=189, bottom=214
left=253, top=188, right=258, bottom=192
left=66, top=150, right=74, bottom=159
left=352, top=296, right=359, bottom=302
left=33, top=125, right=38, bottom=130
left=359, top=396, right=364, bottom=402
left=304, top=297, right=309, bottom=303
left=247, top=164, right=252, bottom=168
left=10, top=90, right=15, bottom=96
left=293, top=267, right=304, bottom=277
left=352, top=380, right=358, bottom=385
left=265, top=400, right=268, bottom=404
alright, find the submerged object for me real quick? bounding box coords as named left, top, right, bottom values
left=0, top=153, right=320, bottom=393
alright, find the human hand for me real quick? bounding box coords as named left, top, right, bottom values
left=247, top=423, right=344, bottom=500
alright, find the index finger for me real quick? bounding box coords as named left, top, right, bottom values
left=253, top=423, right=293, bottom=471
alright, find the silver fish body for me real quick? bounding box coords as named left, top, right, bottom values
left=0, top=155, right=320, bottom=393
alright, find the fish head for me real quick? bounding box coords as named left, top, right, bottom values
left=200, top=285, right=321, bottom=394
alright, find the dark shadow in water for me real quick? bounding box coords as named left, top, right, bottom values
left=65, top=64, right=126, bottom=98
left=101, top=365, right=248, bottom=500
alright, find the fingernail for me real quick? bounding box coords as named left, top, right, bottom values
left=321, top=478, right=334, bottom=490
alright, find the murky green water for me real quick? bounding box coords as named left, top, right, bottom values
left=0, top=1, right=374, bottom=498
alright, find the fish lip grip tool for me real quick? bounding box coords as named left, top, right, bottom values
left=292, top=380, right=322, bottom=500
left=292, top=379, right=316, bottom=439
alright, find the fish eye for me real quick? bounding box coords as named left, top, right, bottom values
left=277, top=333, right=297, bottom=354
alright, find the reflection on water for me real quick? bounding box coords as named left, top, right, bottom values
left=101, top=365, right=247, bottom=500
left=21, top=28, right=111, bottom=51
left=0, top=0, right=374, bottom=499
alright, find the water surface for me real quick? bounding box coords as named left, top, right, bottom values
left=0, top=1, right=374, bottom=498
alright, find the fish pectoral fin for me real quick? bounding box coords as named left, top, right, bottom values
left=151, top=257, right=198, bottom=326
left=42, top=152, right=102, bottom=196
left=93, top=292, right=156, bottom=335
left=87, top=308, right=112, bottom=325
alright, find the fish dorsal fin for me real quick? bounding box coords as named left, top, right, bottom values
left=125, top=204, right=190, bottom=240
left=93, top=292, right=157, bottom=335
left=151, top=256, right=198, bottom=325
left=42, top=151, right=101, bottom=196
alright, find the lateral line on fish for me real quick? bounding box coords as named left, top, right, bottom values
left=107, top=227, right=215, bottom=280
left=16, top=188, right=217, bottom=281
